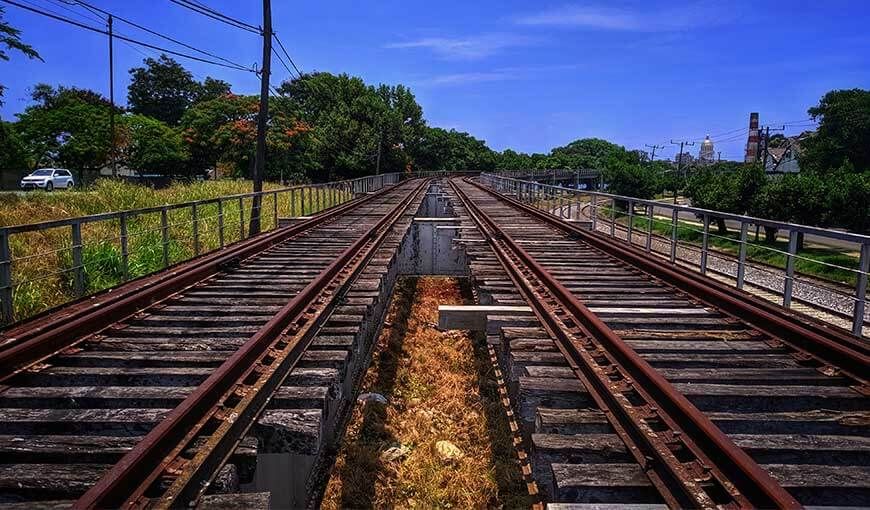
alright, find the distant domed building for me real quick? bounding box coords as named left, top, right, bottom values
left=699, top=135, right=715, bottom=164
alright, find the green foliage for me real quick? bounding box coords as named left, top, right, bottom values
left=411, top=127, right=495, bottom=172
left=603, top=160, right=660, bottom=201
left=801, top=88, right=870, bottom=173
left=0, top=120, right=29, bottom=173
left=127, top=55, right=231, bottom=126
left=119, top=114, right=187, bottom=176
left=549, top=138, right=639, bottom=169
left=686, top=164, right=765, bottom=214
left=14, top=85, right=113, bottom=176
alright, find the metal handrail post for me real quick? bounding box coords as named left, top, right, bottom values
left=192, top=203, right=200, bottom=256
left=737, top=222, right=749, bottom=289
left=700, top=214, right=710, bottom=274
left=0, top=229, right=13, bottom=323
left=160, top=208, right=170, bottom=268
left=783, top=230, right=799, bottom=307
left=217, top=199, right=225, bottom=248
left=853, top=243, right=869, bottom=336
left=120, top=214, right=129, bottom=281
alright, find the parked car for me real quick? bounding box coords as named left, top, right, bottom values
left=19, top=168, right=75, bottom=191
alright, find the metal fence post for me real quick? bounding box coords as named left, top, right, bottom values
left=737, top=221, right=748, bottom=289
left=700, top=214, right=710, bottom=274
left=646, top=205, right=654, bottom=252
left=0, top=229, right=13, bottom=324
left=783, top=230, right=799, bottom=307
left=160, top=208, right=170, bottom=268
left=591, top=194, right=597, bottom=231
left=217, top=199, right=225, bottom=248
left=301, top=186, right=307, bottom=215
left=238, top=197, right=245, bottom=239
left=627, top=201, right=634, bottom=246
left=853, top=242, right=869, bottom=336
left=670, top=209, right=678, bottom=264
left=71, top=221, right=85, bottom=297
left=272, top=191, right=279, bottom=229
left=120, top=213, right=129, bottom=282
left=192, top=203, right=200, bottom=256
left=610, top=198, right=616, bottom=237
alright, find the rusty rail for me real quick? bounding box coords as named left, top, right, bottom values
left=0, top=183, right=408, bottom=383
left=450, top=178, right=801, bottom=508
left=470, top=177, right=870, bottom=386
left=70, top=178, right=429, bottom=508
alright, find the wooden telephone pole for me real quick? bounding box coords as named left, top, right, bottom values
left=249, top=0, right=271, bottom=236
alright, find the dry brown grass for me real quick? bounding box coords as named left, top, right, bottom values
left=322, top=277, right=530, bottom=509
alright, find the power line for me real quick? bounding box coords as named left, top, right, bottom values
left=69, top=0, right=250, bottom=71
left=167, top=0, right=260, bottom=34
left=271, top=47, right=295, bottom=80
left=272, top=33, right=302, bottom=77
left=1, top=0, right=256, bottom=72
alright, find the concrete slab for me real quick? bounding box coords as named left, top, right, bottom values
left=438, top=305, right=533, bottom=331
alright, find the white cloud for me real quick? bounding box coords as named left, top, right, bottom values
left=385, top=33, right=538, bottom=60
left=515, top=2, right=735, bottom=31
left=415, top=64, right=580, bottom=87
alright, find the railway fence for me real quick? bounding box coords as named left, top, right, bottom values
left=479, top=173, right=870, bottom=337
left=0, top=173, right=400, bottom=325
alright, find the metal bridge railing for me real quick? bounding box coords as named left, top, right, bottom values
left=0, top=172, right=401, bottom=326
left=479, top=173, right=870, bottom=337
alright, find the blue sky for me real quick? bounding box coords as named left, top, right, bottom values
left=2, top=0, right=869, bottom=160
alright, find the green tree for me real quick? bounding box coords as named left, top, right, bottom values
left=197, top=77, right=232, bottom=102
left=603, top=160, right=660, bottom=212
left=800, top=88, right=870, bottom=173
left=1, top=6, right=41, bottom=109
left=750, top=172, right=830, bottom=246
left=180, top=93, right=312, bottom=181
left=686, top=163, right=765, bottom=234
left=549, top=138, right=637, bottom=169
left=14, top=85, right=114, bottom=179
left=119, top=114, right=187, bottom=176
left=411, top=127, right=496, bottom=172
left=767, top=133, right=787, bottom=148
left=127, top=55, right=230, bottom=126
left=0, top=120, right=29, bottom=176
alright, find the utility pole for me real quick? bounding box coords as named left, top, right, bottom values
left=645, top=144, right=665, bottom=162
left=717, top=151, right=721, bottom=163
left=249, top=0, right=271, bottom=236
left=670, top=139, right=695, bottom=204
left=108, top=14, right=116, bottom=178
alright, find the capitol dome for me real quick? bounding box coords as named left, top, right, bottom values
left=699, top=135, right=715, bottom=162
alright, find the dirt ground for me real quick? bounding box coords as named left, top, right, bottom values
left=321, top=277, right=530, bottom=509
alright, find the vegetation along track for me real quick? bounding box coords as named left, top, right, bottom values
left=447, top=176, right=869, bottom=508
left=0, top=178, right=429, bottom=508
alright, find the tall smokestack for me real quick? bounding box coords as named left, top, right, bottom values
left=745, top=112, right=759, bottom=163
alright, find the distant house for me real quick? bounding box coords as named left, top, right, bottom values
left=764, top=132, right=811, bottom=174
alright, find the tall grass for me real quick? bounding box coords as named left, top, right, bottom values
left=2, top=179, right=353, bottom=323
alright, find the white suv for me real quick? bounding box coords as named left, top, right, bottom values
left=20, top=168, right=75, bottom=191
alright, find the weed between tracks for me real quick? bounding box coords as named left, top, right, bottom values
left=322, top=277, right=530, bottom=509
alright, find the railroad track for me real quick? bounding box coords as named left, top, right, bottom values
left=570, top=200, right=867, bottom=333
left=0, top=178, right=428, bottom=508
left=446, top=177, right=869, bottom=508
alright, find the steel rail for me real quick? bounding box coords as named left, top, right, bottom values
left=73, top=178, right=429, bottom=509
left=469, top=178, right=870, bottom=387
left=449, top=179, right=801, bottom=509
left=0, top=183, right=401, bottom=383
